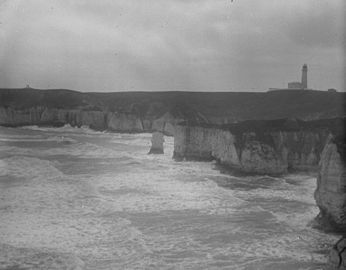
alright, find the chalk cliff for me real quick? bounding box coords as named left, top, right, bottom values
left=0, top=107, right=182, bottom=133
left=312, top=121, right=346, bottom=269
left=314, top=134, right=346, bottom=232
left=107, top=112, right=144, bottom=132
left=0, top=107, right=144, bottom=132
left=173, top=119, right=331, bottom=175
left=1, top=88, right=345, bottom=135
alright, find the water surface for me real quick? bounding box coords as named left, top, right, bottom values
left=0, top=125, right=337, bottom=269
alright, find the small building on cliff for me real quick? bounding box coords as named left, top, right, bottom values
left=287, top=64, right=308, bottom=89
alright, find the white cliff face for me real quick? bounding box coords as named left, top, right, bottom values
left=314, top=136, right=346, bottom=230
left=79, top=111, right=107, bottom=130
left=151, top=112, right=182, bottom=136
left=313, top=135, right=346, bottom=269
left=270, top=131, right=327, bottom=171
left=173, top=125, right=187, bottom=159
left=107, top=112, right=143, bottom=132
left=0, top=107, right=44, bottom=125
left=40, top=108, right=57, bottom=123
left=0, top=107, right=159, bottom=133
left=174, top=125, right=326, bottom=175
left=211, top=130, right=241, bottom=168
left=0, top=106, right=188, bottom=134
left=173, top=126, right=216, bottom=160
left=3, top=107, right=108, bottom=130
left=240, top=140, right=286, bottom=175
left=163, top=122, right=176, bottom=136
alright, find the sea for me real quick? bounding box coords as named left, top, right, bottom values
left=0, top=125, right=339, bottom=270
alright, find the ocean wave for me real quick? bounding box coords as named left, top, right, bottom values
left=21, top=124, right=105, bottom=135
left=0, top=126, right=330, bottom=269
left=90, top=166, right=246, bottom=215
left=0, top=156, right=63, bottom=180
left=0, top=135, right=78, bottom=144
left=0, top=243, right=85, bottom=270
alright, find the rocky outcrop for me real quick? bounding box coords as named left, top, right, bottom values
left=0, top=107, right=182, bottom=134
left=314, top=134, right=346, bottom=232
left=312, top=120, right=346, bottom=269
left=173, top=119, right=334, bottom=175
left=0, top=107, right=108, bottom=130
left=148, top=132, right=164, bottom=154
left=107, top=112, right=143, bottom=132
left=0, top=106, right=44, bottom=126
left=329, top=237, right=346, bottom=270
left=151, top=112, right=183, bottom=136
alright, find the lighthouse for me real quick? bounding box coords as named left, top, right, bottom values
left=301, top=64, right=307, bottom=89
left=268, top=64, right=311, bottom=91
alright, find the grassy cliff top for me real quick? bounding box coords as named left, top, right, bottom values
left=0, top=88, right=345, bottom=122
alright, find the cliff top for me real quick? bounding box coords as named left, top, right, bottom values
left=180, top=117, right=345, bottom=132
left=0, top=88, right=345, bottom=122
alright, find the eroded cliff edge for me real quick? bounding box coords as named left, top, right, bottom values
left=1, top=88, right=344, bottom=135
left=315, top=132, right=346, bottom=232
left=173, top=118, right=343, bottom=175
left=312, top=122, right=346, bottom=269
left=173, top=117, right=346, bottom=268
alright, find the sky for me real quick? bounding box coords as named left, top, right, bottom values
left=0, top=0, right=344, bottom=92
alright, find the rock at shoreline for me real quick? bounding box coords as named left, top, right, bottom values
left=173, top=120, right=330, bottom=175
left=314, top=133, right=346, bottom=232
left=149, top=132, right=164, bottom=154
left=329, top=237, right=346, bottom=269
left=313, top=122, right=346, bottom=269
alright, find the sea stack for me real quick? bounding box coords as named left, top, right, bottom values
left=312, top=121, right=346, bottom=269
left=149, top=132, right=164, bottom=154
left=314, top=133, right=346, bottom=232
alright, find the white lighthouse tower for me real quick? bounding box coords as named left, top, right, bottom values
left=301, top=64, right=307, bottom=89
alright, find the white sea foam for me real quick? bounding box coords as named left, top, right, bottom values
left=94, top=172, right=244, bottom=214
left=0, top=156, right=63, bottom=180
left=21, top=124, right=80, bottom=132
left=0, top=244, right=85, bottom=270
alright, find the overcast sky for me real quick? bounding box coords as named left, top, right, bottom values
left=0, top=0, right=344, bottom=92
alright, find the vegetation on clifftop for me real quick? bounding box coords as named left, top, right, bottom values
left=0, top=88, right=345, bottom=123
